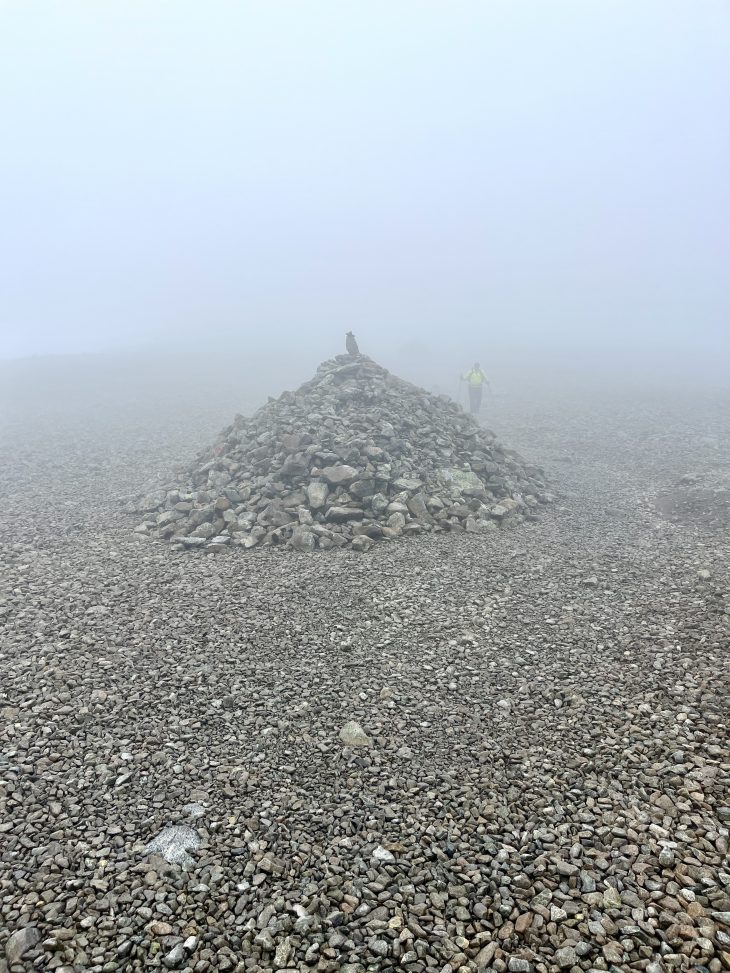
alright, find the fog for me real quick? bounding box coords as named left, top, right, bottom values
left=3, top=7, right=730, bottom=959
left=1, top=1, right=728, bottom=391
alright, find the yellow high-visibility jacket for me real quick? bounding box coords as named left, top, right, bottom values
left=465, top=368, right=487, bottom=386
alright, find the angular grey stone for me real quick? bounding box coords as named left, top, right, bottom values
left=603, top=885, right=622, bottom=909
left=391, top=476, right=422, bottom=491
left=182, top=802, right=206, bottom=820
left=306, top=481, right=329, bottom=509
left=326, top=506, right=364, bottom=522
left=274, top=936, right=292, bottom=968
left=554, top=945, right=577, bottom=969
left=339, top=721, right=371, bottom=747
left=207, top=534, right=230, bottom=547
left=530, top=889, right=552, bottom=909
left=320, top=465, right=357, bottom=485
left=406, top=493, right=431, bottom=519
left=387, top=512, right=406, bottom=530
left=146, top=825, right=201, bottom=867
left=372, top=845, right=395, bottom=862
left=258, top=501, right=293, bottom=527
left=191, top=522, right=218, bottom=539
left=180, top=535, right=207, bottom=547
left=163, top=943, right=186, bottom=968
left=350, top=478, right=376, bottom=498
left=279, top=455, right=309, bottom=478
left=5, top=926, right=41, bottom=964
left=157, top=510, right=181, bottom=527
left=289, top=527, right=316, bottom=552
left=439, top=467, right=484, bottom=494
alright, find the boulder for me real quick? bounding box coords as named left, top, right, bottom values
left=320, top=465, right=357, bottom=485
left=406, top=493, right=432, bottom=520
left=289, top=527, right=316, bottom=552
left=306, top=481, right=329, bottom=509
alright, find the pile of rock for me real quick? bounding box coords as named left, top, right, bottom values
left=133, top=355, right=549, bottom=552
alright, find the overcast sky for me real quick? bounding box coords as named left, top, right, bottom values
left=1, top=1, right=728, bottom=373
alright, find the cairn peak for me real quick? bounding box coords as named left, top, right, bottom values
left=133, top=354, right=548, bottom=552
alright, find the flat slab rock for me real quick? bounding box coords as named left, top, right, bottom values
left=5, top=925, right=41, bottom=964
left=145, top=825, right=201, bottom=867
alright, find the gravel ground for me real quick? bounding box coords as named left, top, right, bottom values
left=1, top=369, right=729, bottom=973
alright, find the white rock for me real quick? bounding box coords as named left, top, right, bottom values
left=339, top=720, right=372, bottom=747
left=306, top=481, right=329, bottom=509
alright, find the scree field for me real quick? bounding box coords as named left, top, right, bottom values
left=1, top=355, right=728, bottom=973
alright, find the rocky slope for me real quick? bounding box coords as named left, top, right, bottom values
left=1, top=367, right=728, bottom=973
left=132, top=356, right=549, bottom=552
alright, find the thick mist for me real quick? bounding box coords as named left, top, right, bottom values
left=2, top=7, right=729, bottom=966
left=1, top=1, right=728, bottom=390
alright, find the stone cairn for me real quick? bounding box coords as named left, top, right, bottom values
left=133, top=355, right=549, bottom=552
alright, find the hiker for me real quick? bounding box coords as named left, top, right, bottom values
left=462, top=362, right=488, bottom=414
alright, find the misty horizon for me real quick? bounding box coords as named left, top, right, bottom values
left=1, top=1, right=728, bottom=385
